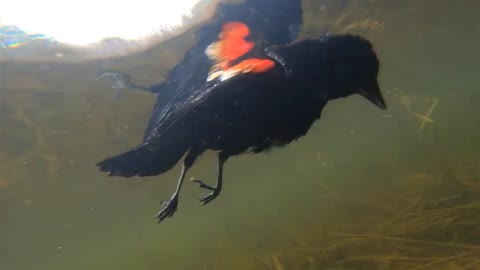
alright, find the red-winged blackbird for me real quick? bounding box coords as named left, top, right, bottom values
left=96, top=0, right=386, bottom=223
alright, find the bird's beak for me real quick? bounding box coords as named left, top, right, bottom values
left=358, top=82, right=387, bottom=110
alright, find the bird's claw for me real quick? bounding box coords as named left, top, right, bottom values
left=96, top=71, right=131, bottom=99
left=96, top=71, right=130, bottom=89
left=191, top=179, right=219, bottom=205
left=156, top=196, right=178, bottom=223
left=199, top=191, right=219, bottom=206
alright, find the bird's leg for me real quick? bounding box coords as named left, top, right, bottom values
left=156, top=150, right=198, bottom=223
left=191, top=152, right=228, bottom=205
left=156, top=163, right=188, bottom=223
left=96, top=71, right=153, bottom=97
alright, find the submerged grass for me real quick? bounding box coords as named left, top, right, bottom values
left=209, top=156, right=480, bottom=270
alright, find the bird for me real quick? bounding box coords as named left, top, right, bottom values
left=95, top=1, right=386, bottom=223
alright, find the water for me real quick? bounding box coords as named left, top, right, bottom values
left=1, top=0, right=480, bottom=269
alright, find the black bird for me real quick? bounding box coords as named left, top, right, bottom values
left=96, top=0, right=304, bottom=222
left=96, top=32, right=386, bottom=223
left=95, top=0, right=386, bottom=223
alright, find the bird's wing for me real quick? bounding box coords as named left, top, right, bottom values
left=144, top=70, right=274, bottom=141
left=143, top=0, right=303, bottom=141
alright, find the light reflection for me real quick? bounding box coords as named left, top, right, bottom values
left=0, top=0, right=200, bottom=46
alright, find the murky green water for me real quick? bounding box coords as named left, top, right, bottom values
left=2, top=1, right=480, bottom=269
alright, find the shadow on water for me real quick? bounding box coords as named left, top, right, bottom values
left=1, top=0, right=480, bottom=269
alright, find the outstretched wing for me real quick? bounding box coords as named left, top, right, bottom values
left=143, top=0, right=303, bottom=141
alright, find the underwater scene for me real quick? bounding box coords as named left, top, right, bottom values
left=1, top=0, right=480, bottom=269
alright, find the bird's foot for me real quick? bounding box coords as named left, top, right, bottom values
left=191, top=179, right=220, bottom=205
left=96, top=71, right=129, bottom=89
left=156, top=195, right=178, bottom=223
left=96, top=71, right=130, bottom=98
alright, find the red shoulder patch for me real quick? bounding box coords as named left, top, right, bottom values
left=205, top=21, right=276, bottom=82
left=205, top=22, right=255, bottom=71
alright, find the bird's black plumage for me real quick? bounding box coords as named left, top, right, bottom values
left=142, top=0, right=303, bottom=141
left=95, top=1, right=386, bottom=223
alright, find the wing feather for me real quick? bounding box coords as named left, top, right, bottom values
left=143, top=0, right=303, bottom=141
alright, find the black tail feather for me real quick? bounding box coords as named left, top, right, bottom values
left=96, top=142, right=188, bottom=177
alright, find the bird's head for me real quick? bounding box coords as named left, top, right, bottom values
left=319, top=34, right=386, bottom=110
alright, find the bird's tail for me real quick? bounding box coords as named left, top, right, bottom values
left=95, top=142, right=188, bottom=177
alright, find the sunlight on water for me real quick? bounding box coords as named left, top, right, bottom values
left=1, top=0, right=480, bottom=269
left=0, top=0, right=200, bottom=45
